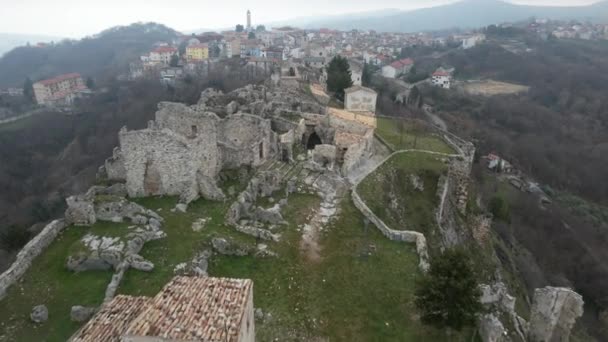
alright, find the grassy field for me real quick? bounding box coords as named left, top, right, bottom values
left=0, top=181, right=470, bottom=341
left=357, top=152, right=448, bottom=246
left=376, top=117, right=455, bottom=154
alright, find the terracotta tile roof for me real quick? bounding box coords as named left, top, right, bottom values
left=124, top=276, right=253, bottom=341
left=432, top=71, right=450, bottom=77
left=399, top=58, right=414, bottom=65
left=187, top=43, right=209, bottom=49
left=70, top=295, right=151, bottom=342
left=37, top=73, right=82, bottom=86
left=152, top=46, right=178, bottom=54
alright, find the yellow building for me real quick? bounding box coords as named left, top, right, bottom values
left=185, top=43, right=209, bottom=61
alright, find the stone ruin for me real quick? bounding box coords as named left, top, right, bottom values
left=97, top=84, right=377, bottom=204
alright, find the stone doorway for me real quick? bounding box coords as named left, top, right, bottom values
left=306, top=132, right=322, bottom=150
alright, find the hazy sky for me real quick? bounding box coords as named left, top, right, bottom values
left=0, top=0, right=601, bottom=38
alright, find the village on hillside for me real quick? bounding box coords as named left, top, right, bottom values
left=0, top=8, right=602, bottom=342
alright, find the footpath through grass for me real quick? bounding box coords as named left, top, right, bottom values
left=376, top=117, right=455, bottom=154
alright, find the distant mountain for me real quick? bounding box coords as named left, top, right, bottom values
left=0, top=23, right=179, bottom=87
left=0, top=33, right=63, bottom=57
left=292, top=0, right=608, bottom=32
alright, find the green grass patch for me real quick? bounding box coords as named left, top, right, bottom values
left=376, top=117, right=455, bottom=154
left=0, top=226, right=113, bottom=341
left=0, top=181, right=469, bottom=341
left=211, top=194, right=465, bottom=341
left=357, top=152, right=448, bottom=247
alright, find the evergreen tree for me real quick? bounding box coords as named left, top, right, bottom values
left=23, top=77, right=34, bottom=103
left=362, top=62, right=373, bottom=87
left=248, top=32, right=256, bottom=40
left=256, top=25, right=266, bottom=32
left=236, top=24, right=244, bottom=32
left=326, top=55, right=353, bottom=102
left=170, top=54, right=179, bottom=67
left=414, top=248, right=483, bottom=333
left=86, top=77, right=95, bottom=89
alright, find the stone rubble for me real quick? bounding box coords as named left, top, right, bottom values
left=30, top=305, right=48, bottom=323
left=71, top=305, right=97, bottom=322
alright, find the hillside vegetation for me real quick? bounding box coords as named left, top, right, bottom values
left=0, top=23, right=179, bottom=87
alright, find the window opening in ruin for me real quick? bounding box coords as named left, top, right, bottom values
left=281, top=148, right=289, bottom=162
left=191, top=125, right=198, bottom=136
left=259, top=142, right=264, bottom=159
left=306, top=132, right=322, bottom=150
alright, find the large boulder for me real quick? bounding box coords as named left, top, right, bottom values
left=197, top=173, right=226, bottom=201
left=528, top=287, right=584, bottom=342
left=30, top=305, right=48, bottom=323
left=71, top=306, right=96, bottom=322
left=312, top=144, right=337, bottom=169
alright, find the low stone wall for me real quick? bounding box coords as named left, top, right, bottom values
left=0, top=220, right=67, bottom=300
left=352, top=190, right=430, bottom=271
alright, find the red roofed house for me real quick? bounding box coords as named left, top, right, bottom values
left=70, top=276, right=255, bottom=342
left=150, top=46, right=178, bottom=65
left=381, top=58, right=414, bottom=79
left=431, top=70, right=451, bottom=89
left=32, top=73, right=88, bottom=105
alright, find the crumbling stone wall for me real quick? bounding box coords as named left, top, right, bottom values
left=105, top=147, right=126, bottom=181
left=0, top=220, right=67, bottom=300
left=120, top=127, right=220, bottom=202
left=219, top=114, right=276, bottom=169
left=341, top=129, right=374, bottom=178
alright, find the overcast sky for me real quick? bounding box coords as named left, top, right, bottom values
left=0, top=0, right=601, bottom=38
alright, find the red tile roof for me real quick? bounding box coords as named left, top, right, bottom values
left=152, top=46, right=178, bottom=54
left=125, top=276, right=253, bottom=341
left=433, top=71, right=450, bottom=77
left=399, top=58, right=414, bottom=65
left=37, top=73, right=82, bottom=86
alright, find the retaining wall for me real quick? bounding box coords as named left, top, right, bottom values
left=0, top=220, right=67, bottom=300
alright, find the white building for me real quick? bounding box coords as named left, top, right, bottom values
left=344, top=85, right=377, bottom=113
left=462, top=34, right=486, bottom=49
left=149, top=46, right=178, bottom=65
left=431, top=70, right=451, bottom=89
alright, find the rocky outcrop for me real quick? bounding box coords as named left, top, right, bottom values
left=528, top=287, right=584, bottom=342
left=65, top=195, right=96, bottom=226
left=479, top=314, right=506, bottom=342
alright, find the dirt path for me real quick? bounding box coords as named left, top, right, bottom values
left=299, top=172, right=345, bottom=262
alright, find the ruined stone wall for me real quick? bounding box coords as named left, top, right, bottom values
left=155, top=102, right=220, bottom=139
left=119, top=128, right=220, bottom=201
left=105, top=147, right=126, bottom=181
left=328, top=112, right=371, bottom=136
left=345, top=91, right=377, bottom=113
left=351, top=189, right=430, bottom=271
left=0, top=220, right=67, bottom=300
left=342, top=129, right=374, bottom=178
left=218, top=114, right=275, bottom=169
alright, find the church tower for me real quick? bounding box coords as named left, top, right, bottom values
left=247, top=10, right=252, bottom=31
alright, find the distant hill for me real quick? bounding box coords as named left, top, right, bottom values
left=294, top=0, right=608, bottom=32
left=0, top=23, right=179, bottom=87
left=0, top=33, right=63, bottom=57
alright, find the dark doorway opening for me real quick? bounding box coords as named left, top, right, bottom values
left=259, top=142, right=264, bottom=159
left=306, top=132, right=322, bottom=150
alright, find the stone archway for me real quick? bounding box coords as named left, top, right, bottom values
left=306, top=132, right=322, bottom=150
